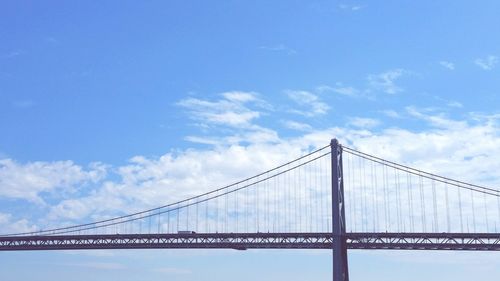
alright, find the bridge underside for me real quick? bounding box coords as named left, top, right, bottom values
left=1, top=232, right=499, bottom=251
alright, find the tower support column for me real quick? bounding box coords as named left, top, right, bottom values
left=331, top=139, right=349, bottom=281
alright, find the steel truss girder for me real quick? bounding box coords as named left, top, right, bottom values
left=347, top=232, right=500, bottom=251
left=0, top=232, right=499, bottom=251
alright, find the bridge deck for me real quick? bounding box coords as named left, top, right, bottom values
left=1, top=232, right=499, bottom=251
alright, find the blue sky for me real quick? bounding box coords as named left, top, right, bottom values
left=1, top=1, right=500, bottom=280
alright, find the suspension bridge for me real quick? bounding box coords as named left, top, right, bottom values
left=1, top=139, right=499, bottom=281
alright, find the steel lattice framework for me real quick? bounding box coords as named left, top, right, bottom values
left=1, top=233, right=499, bottom=251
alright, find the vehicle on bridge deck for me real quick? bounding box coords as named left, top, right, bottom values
left=177, top=231, right=196, bottom=234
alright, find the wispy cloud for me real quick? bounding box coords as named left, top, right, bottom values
left=380, top=110, right=401, bottom=119
left=177, top=92, right=278, bottom=146
left=339, top=4, right=365, bottom=11
left=315, top=85, right=335, bottom=94
left=367, top=69, right=406, bottom=94
left=331, top=86, right=360, bottom=97
left=177, top=92, right=264, bottom=129
left=447, top=101, right=463, bottom=108
left=286, top=90, right=330, bottom=117
left=316, top=82, right=366, bottom=98
left=348, top=117, right=380, bottom=128
left=405, top=106, right=466, bottom=129
left=183, top=128, right=280, bottom=146
left=259, top=44, right=297, bottom=55
left=474, top=55, right=498, bottom=70
left=439, top=60, right=455, bottom=70
left=323, top=68, right=409, bottom=100
left=282, top=120, right=313, bottom=131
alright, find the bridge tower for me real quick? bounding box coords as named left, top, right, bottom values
left=331, top=139, right=349, bottom=281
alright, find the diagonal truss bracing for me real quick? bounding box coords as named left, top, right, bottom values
left=1, top=233, right=499, bottom=251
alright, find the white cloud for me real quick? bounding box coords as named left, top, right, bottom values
left=177, top=92, right=271, bottom=130
left=283, top=120, right=313, bottom=131
left=329, top=69, right=409, bottom=100
left=474, top=55, right=498, bottom=70
left=368, top=69, right=406, bottom=94
left=447, top=101, right=463, bottom=108
left=380, top=110, right=401, bottom=119
left=184, top=136, right=222, bottom=146
left=339, top=4, right=365, bottom=11
left=0, top=212, right=37, bottom=234
left=315, top=84, right=367, bottom=98
left=405, top=106, right=466, bottom=129
left=184, top=127, right=280, bottom=147
left=439, top=61, right=455, bottom=70
left=430, top=95, right=464, bottom=109
left=286, top=90, right=330, bottom=117
left=315, top=85, right=335, bottom=94
left=0, top=159, right=107, bottom=204
left=332, top=86, right=360, bottom=97
left=348, top=117, right=380, bottom=128
left=177, top=93, right=275, bottom=147
left=222, top=91, right=257, bottom=103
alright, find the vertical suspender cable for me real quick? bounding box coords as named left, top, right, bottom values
left=360, top=156, right=366, bottom=232
left=370, top=161, right=376, bottom=232
left=458, top=185, right=463, bottom=233
left=158, top=208, right=162, bottom=234
left=432, top=179, right=438, bottom=233
left=350, top=153, right=356, bottom=232
left=398, top=172, right=404, bottom=232
left=320, top=153, right=325, bottom=232
left=484, top=193, right=489, bottom=232
left=419, top=175, right=426, bottom=232
left=471, top=189, right=476, bottom=233
left=445, top=183, right=451, bottom=232
left=383, top=164, right=389, bottom=231
left=307, top=161, right=314, bottom=232
left=407, top=173, right=414, bottom=232
left=393, top=168, right=399, bottom=232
